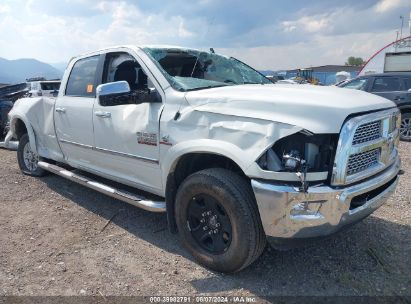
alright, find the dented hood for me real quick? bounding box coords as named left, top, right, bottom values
left=184, top=84, right=395, bottom=134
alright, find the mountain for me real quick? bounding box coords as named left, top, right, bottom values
left=0, top=57, right=63, bottom=84
left=50, top=62, right=68, bottom=72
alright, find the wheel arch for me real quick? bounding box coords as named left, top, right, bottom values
left=10, top=115, right=38, bottom=154
left=164, top=144, right=251, bottom=233
left=399, top=105, right=411, bottom=114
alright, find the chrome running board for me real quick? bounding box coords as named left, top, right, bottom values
left=0, top=140, right=18, bottom=150
left=38, top=161, right=166, bottom=212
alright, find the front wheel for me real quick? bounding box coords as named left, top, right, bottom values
left=17, top=134, right=47, bottom=176
left=175, top=168, right=266, bottom=273
left=400, top=113, right=411, bottom=142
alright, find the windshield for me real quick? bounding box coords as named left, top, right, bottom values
left=341, top=78, right=368, bottom=90
left=143, top=48, right=271, bottom=91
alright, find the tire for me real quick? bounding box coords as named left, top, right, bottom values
left=175, top=168, right=266, bottom=273
left=17, top=134, right=47, bottom=177
left=400, top=112, right=411, bottom=142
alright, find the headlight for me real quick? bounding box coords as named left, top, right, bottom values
left=282, top=150, right=303, bottom=171
left=258, top=131, right=338, bottom=173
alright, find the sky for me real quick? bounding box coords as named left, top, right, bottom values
left=0, top=0, right=410, bottom=70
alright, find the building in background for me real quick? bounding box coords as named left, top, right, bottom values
left=286, top=65, right=360, bottom=85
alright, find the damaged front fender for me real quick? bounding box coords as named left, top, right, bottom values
left=160, top=107, right=302, bottom=184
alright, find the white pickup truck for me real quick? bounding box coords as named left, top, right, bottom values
left=7, top=46, right=401, bottom=273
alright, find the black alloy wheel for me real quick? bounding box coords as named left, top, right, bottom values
left=187, top=193, right=232, bottom=254
left=174, top=168, right=266, bottom=273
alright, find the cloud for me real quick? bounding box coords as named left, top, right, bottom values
left=0, top=4, right=10, bottom=14
left=374, top=0, right=410, bottom=13
left=0, top=1, right=201, bottom=62
left=282, top=15, right=330, bottom=33
left=178, top=19, right=195, bottom=38
left=219, top=30, right=396, bottom=70
left=0, top=0, right=409, bottom=70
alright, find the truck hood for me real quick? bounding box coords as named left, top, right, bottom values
left=184, top=84, right=396, bottom=134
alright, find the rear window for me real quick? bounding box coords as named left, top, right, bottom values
left=65, top=56, right=99, bottom=97
left=404, top=78, right=411, bottom=90
left=41, top=82, right=60, bottom=91
left=371, top=77, right=401, bottom=92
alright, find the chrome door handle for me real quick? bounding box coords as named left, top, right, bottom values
left=55, top=107, right=66, bottom=113
left=95, top=111, right=111, bottom=118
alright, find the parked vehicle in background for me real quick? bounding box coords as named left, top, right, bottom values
left=266, top=75, right=284, bottom=83
left=0, top=100, right=13, bottom=140
left=276, top=78, right=299, bottom=84
left=6, top=46, right=401, bottom=272
left=335, top=71, right=351, bottom=84
left=338, top=72, right=411, bottom=141
left=0, top=83, right=29, bottom=142
left=0, top=83, right=28, bottom=102
left=27, top=80, right=61, bottom=98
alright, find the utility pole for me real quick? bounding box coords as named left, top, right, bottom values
left=400, top=15, right=404, bottom=39
left=395, top=30, right=399, bottom=52
left=409, top=12, right=411, bottom=35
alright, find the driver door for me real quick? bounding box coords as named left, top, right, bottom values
left=92, top=51, right=163, bottom=193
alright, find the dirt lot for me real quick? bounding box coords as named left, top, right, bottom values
left=0, top=143, right=410, bottom=300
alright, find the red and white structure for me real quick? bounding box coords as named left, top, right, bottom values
left=359, top=35, right=411, bottom=76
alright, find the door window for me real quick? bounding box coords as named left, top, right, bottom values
left=66, top=56, right=99, bottom=97
left=371, top=77, right=401, bottom=92
left=102, top=53, right=148, bottom=91
left=342, top=78, right=368, bottom=90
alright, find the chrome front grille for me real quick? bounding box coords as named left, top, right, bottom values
left=352, top=120, right=382, bottom=145
left=332, top=108, right=400, bottom=186
left=347, top=148, right=380, bottom=176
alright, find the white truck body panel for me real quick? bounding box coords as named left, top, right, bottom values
left=9, top=45, right=397, bottom=195
left=7, top=45, right=401, bottom=245
left=184, top=84, right=395, bottom=134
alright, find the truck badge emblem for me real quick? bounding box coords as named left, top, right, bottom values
left=136, top=132, right=157, bottom=146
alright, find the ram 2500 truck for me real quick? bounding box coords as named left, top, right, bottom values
left=7, top=46, right=401, bottom=273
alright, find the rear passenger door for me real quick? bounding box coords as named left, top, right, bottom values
left=55, top=55, right=102, bottom=168
left=369, top=76, right=404, bottom=105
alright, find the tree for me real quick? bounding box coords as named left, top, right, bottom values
left=345, top=56, right=364, bottom=66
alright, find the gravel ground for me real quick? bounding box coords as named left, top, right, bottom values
left=0, top=143, right=410, bottom=301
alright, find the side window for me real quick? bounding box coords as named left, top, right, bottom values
left=102, top=52, right=148, bottom=91
left=404, top=78, right=411, bottom=90
left=342, top=78, right=368, bottom=90
left=66, top=56, right=99, bottom=97
left=371, top=77, right=401, bottom=92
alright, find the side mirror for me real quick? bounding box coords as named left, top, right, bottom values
left=97, top=81, right=130, bottom=97
left=97, top=81, right=131, bottom=106
left=97, top=81, right=161, bottom=106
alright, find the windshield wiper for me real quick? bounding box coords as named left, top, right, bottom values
left=243, top=81, right=265, bottom=85
left=185, top=84, right=229, bottom=92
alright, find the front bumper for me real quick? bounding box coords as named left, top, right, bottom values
left=251, top=156, right=401, bottom=239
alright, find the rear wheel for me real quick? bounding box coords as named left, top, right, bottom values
left=175, top=168, right=266, bottom=273
left=17, top=134, right=47, bottom=176
left=400, top=113, right=411, bottom=142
